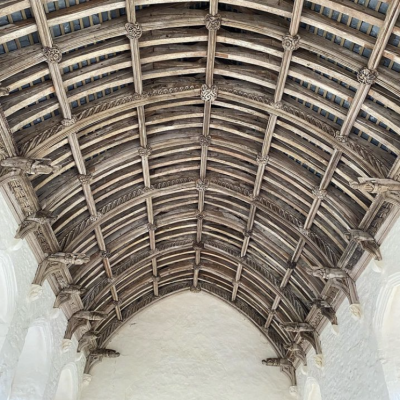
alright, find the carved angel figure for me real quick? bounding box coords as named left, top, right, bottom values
left=47, top=252, right=90, bottom=265
left=91, top=349, right=120, bottom=358
left=280, top=322, right=314, bottom=333
left=344, top=229, right=382, bottom=260
left=306, top=265, right=348, bottom=280
left=74, top=310, right=108, bottom=321
left=285, top=342, right=307, bottom=365
left=0, top=157, right=60, bottom=175
left=262, top=358, right=291, bottom=367
left=311, top=299, right=338, bottom=325
left=54, top=285, right=86, bottom=308
left=349, top=177, right=400, bottom=194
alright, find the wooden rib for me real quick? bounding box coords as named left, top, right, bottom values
left=232, top=0, right=305, bottom=302
left=126, top=0, right=159, bottom=297
left=264, top=0, right=400, bottom=329
left=196, top=0, right=219, bottom=287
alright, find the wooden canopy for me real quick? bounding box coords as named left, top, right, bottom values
left=0, top=0, right=399, bottom=370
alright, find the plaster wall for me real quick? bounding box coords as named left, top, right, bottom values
left=81, top=292, right=293, bottom=400
left=0, top=192, right=86, bottom=400
left=297, top=214, right=400, bottom=400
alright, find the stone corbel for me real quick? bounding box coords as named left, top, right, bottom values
left=15, top=210, right=57, bottom=239
left=84, top=348, right=120, bottom=374
left=262, top=358, right=297, bottom=395
left=64, top=310, right=107, bottom=340
left=344, top=229, right=382, bottom=261
left=54, top=285, right=86, bottom=308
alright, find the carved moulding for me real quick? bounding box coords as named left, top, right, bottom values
left=20, top=85, right=199, bottom=155
left=64, top=310, right=108, bottom=341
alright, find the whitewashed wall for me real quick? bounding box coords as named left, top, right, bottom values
left=81, top=292, right=293, bottom=400
left=0, top=192, right=85, bottom=400
left=297, top=214, right=400, bottom=400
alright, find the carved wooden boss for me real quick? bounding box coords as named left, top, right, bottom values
left=0, top=0, right=399, bottom=390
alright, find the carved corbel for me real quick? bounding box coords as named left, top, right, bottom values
left=33, top=252, right=89, bottom=286
left=54, top=285, right=86, bottom=308
left=15, top=210, right=57, bottom=239
left=280, top=322, right=314, bottom=333
left=1, top=157, right=60, bottom=175
left=84, top=348, right=120, bottom=374
left=262, top=358, right=297, bottom=389
left=344, top=229, right=382, bottom=260
left=78, top=330, right=99, bottom=352
left=311, top=299, right=338, bottom=330
left=65, top=310, right=107, bottom=340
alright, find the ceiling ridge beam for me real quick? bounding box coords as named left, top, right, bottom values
left=195, top=0, right=220, bottom=289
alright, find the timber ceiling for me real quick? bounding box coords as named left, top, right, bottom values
left=0, top=0, right=400, bottom=368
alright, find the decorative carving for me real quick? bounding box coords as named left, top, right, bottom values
left=15, top=210, right=57, bottom=239
left=344, top=229, right=382, bottom=260
left=190, top=285, right=201, bottom=293
left=204, top=14, right=222, bottom=31
left=125, top=22, right=142, bottom=40
left=285, top=342, right=307, bottom=366
left=21, top=86, right=199, bottom=154
left=146, top=223, right=157, bottom=232
left=273, top=101, right=283, bottom=109
left=43, top=46, right=62, bottom=63
left=193, top=241, right=204, bottom=251
left=262, top=358, right=292, bottom=367
left=199, top=135, right=211, bottom=147
left=28, top=284, right=43, bottom=301
left=193, top=263, right=202, bottom=272
left=152, top=275, right=160, bottom=283
left=54, top=285, right=86, bottom=308
left=357, top=67, right=378, bottom=85
left=89, top=212, right=102, bottom=222
left=334, top=130, right=348, bottom=143
left=306, top=265, right=348, bottom=280
left=78, top=173, right=93, bottom=185
left=196, top=211, right=206, bottom=220
left=282, top=34, right=301, bottom=51
left=200, top=84, right=218, bottom=102
left=138, top=146, right=152, bottom=158
left=312, top=187, right=327, bottom=200
left=1, top=157, right=60, bottom=175
left=280, top=322, right=314, bottom=332
left=243, top=229, right=252, bottom=238
left=61, top=339, right=72, bottom=353
left=196, top=179, right=209, bottom=192
left=61, top=117, right=77, bottom=127
left=256, top=154, right=269, bottom=166
left=298, top=226, right=309, bottom=236
left=100, top=251, right=110, bottom=259
left=73, top=310, right=108, bottom=321
left=48, top=252, right=90, bottom=265
left=311, top=299, right=338, bottom=327
left=350, top=177, right=400, bottom=194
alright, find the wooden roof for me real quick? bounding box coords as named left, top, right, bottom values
left=0, top=0, right=399, bottom=371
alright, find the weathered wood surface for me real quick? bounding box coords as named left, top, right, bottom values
left=0, top=0, right=399, bottom=365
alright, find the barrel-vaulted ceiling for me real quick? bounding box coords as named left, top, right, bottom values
left=0, top=0, right=400, bottom=378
